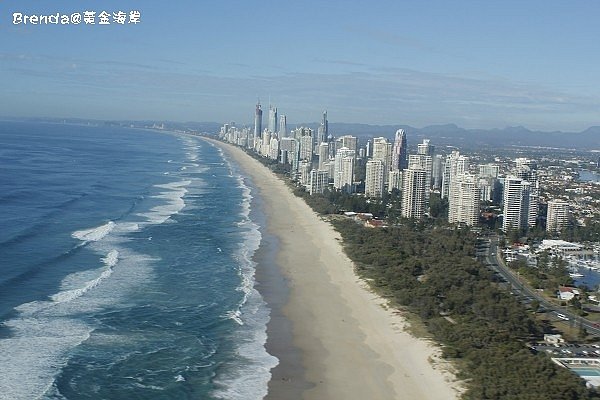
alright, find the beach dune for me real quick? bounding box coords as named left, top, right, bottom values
left=209, top=138, right=460, bottom=400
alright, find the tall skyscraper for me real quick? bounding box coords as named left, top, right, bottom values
left=278, top=114, right=287, bottom=138
left=391, top=129, right=408, bottom=171
left=268, top=105, right=277, bottom=134
left=401, top=168, right=427, bottom=219
left=448, top=173, right=480, bottom=226
left=365, top=159, right=385, bottom=198
left=254, top=101, right=262, bottom=139
left=547, top=199, right=569, bottom=233
left=318, top=111, right=329, bottom=144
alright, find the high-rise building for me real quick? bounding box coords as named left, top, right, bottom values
left=299, top=134, right=313, bottom=161
left=268, top=105, right=278, bottom=134
left=401, top=168, right=427, bottom=219
left=391, top=129, right=408, bottom=171
left=442, top=151, right=469, bottom=199
left=502, top=176, right=532, bottom=232
left=417, top=139, right=434, bottom=156
left=432, top=154, right=444, bottom=190
left=269, top=137, right=279, bottom=160
left=479, top=164, right=500, bottom=178
left=278, top=114, right=287, bottom=138
left=408, top=154, right=432, bottom=200
left=388, top=170, right=403, bottom=193
left=365, top=159, right=385, bottom=198
left=299, top=160, right=311, bottom=186
left=514, top=158, right=538, bottom=228
left=318, top=142, right=329, bottom=170
left=309, top=169, right=329, bottom=195
left=372, top=137, right=390, bottom=175
left=337, top=135, right=358, bottom=153
left=317, top=111, right=328, bottom=144
left=254, top=101, right=262, bottom=139
left=261, top=130, right=271, bottom=157
left=448, top=173, right=480, bottom=226
left=280, top=137, right=298, bottom=166
left=334, top=147, right=355, bottom=193
left=547, top=200, right=569, bottom=233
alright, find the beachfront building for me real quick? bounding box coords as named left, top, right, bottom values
left=401, top=168, right=427, bottom=219
left=269, top=137, right=279, bottom=160
left=299, top=133, right=314, bottom=162
left=365, top=159, right=385, bottom=198
left=309, top=169, right=329, bottom=195
left=299, top=160, right=311, bottom=186
left=547, top=199, right=570, bottom=233
left=334, top=147, right=355, bottom=193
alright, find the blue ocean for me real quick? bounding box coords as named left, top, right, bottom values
left=0, top=121, right=277, bottom=399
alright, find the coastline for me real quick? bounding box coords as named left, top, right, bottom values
left=205, top=137, right=461, bottom=400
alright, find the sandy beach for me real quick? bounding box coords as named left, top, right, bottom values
left=207, top=138, right=461, bottom=400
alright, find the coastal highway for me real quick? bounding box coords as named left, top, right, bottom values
left=479, top=235, right=600, bottom=338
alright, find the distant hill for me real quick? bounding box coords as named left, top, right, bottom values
left=308, top=123, right=600, bottom=151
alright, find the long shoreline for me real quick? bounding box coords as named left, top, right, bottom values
left=206, top=137, right=461, bottom=400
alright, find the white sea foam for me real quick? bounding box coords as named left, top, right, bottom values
left=212, top=169, right=278, bottom=400
left=72, top=221, right=115, bottom=242
left=138, top=180, right=190, bottom=225
left=50, top=250, right=118, bottom=304
left=1, top=245, right=156, bottom=399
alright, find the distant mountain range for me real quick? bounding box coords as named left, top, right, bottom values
left=5, top=117, right=599, bottom=151
left=298, top=122, right=600, bottom=151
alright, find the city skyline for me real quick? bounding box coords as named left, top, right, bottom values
left=2, top=1, right=600, bottom=131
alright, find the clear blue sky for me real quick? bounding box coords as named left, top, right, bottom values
left=1, top=0, right=600, bottom=131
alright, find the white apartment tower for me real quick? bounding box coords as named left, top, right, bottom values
left=334, top=147, right=355, bottom=193
left=546, top=200, right=569, bottom=233
left=502, top=176, right=532, bottom=232
left=309, top=169, right=329, bottom=195
left=365, top=159, right=385, bottom=198
left=401, top=168, right=427, bottom=219
left=448, top=173, right=480, bottom=226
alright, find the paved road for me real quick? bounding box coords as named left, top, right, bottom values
left=479, top=235, right=600, bottom=338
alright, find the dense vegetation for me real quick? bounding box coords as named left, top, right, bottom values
left=333, top=219, right=596, bottom=399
